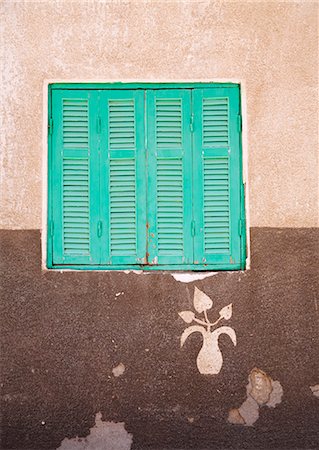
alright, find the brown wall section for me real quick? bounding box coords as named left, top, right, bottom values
left=1, top=228, right=319, bottom=449
left=0, top=1, right=318, bottom=229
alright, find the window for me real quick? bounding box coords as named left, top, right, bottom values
left=47, top=83, right=246, bottom=270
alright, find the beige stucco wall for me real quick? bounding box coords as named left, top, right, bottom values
left=0, top=0, right=318, bottom=229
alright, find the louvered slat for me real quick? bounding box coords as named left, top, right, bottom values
left=203, top=158, right=230, bottom=253
left=63, top=99, right=89, bottom=148
left=62, top=98, right=90, bottom=256
left=157, top=159, right=184, bottom=254
left=203, top=98, right=229, bottom=147
left=156, top=99, right=182, bottom=147
left=110, top=159, right=136, bottom=255
left=108, top=100, right=135, bottom=149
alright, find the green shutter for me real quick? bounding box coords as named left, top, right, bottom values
left=49, top=84, right=244, bottom=270
left=193, top=87, right=241, bottom=266
left=146, top=90, right=193, bottom=265
left=99, top=90, right=147, bottom=264
left=51, top=90, right=100, bottom=265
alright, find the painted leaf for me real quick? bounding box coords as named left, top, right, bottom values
left=219, top=303, right=232, bottom=320
left=179, top=311, right=195, bottom=324
left=193, top=287, right=213, bottom=313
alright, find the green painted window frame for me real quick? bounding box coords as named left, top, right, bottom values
left=47, top=83, right=246, bottom=271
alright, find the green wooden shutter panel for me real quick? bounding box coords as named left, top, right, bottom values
left=99, top=90, right=146, bottom=265
left=108, top=99, right=137, bottom=256
left=51, top=90, right=100, bottom=265
left=147, top=90, right=193, bottom=265
left=156, top=98, right=184, bottom=257
left=49, top=85, right=244, bottom=270
left=193, top=88, right=241, bottom=266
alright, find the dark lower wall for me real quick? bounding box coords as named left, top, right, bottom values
left=1, top=229, right=318, bottom=450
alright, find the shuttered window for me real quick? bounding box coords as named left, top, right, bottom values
left=48, top=84, right=246, bottom=270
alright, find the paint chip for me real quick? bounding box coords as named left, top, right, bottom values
left=249, top=367, right=272, bottom=405
left=171, top=272, right=218, bottom=283
left=310, top=384, right=319, bottom=398
left=115, top=292, right=124, bottom=297
left=57, top=412, right=132, bottom=449
left=228, top=368, right=283, bottom=427
left=228, top=408, right=245, bottom=425
left=112, top=363, right=125, bottom=377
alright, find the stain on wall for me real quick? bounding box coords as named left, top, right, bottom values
left=0, top=0, right=318, bottom=228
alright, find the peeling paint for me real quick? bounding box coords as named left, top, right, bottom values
left=171, top=272, right=218, bottom=283
left=310, top=385, right=319, bottom=398
left=57, top=412, right=132, bottom=450
left=228, top=368, right=283, bottom=426
left=123, top=270, right=143, bottom=275
left=112, top=363, right=125, bottom=377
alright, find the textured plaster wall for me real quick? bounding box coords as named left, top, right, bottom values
left=0, top=0, right=318, bottom=229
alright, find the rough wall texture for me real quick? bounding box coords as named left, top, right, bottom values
left=1, top=228, right=319, bottom=449
left=0, top=0, right=318, bottom=229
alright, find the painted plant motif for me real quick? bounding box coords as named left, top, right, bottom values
left=179, top=287, right=236, bottom=375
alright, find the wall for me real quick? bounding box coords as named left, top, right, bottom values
left=1, top=1, right=319, bottom=449
left=1, top=0, right=318, bottom=229
left=1, top=228, right=319, bottom=449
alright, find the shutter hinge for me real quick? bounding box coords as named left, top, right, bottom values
left=97, top=116, right=101, bottom=134
left=190, top=114, right=194, bottom=133
left=97, top=220, right=103, bottom=238
left=49, top=220, right=54, bottom=237
left=237, top=114, right=242, bottom=133
left=48, top=118, right=53, bottom=135
left=239, top=218, right=246, bottom=236
left=191, top=220, right=196, bottom=237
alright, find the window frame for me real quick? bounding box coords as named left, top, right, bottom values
left=47, top=82, right=246, bottom=271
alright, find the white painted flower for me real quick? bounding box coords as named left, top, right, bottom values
left=193, top=287, right=213, bottom=313
left=178, top=287, right=236, bottom=375
left=178, top=311, right=195, bottom=324
left=219, top=303, right=233, bottom=320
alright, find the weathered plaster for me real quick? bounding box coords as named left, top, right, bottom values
left=171, top=271, right=218, bottom=283
left=57, top=412, right=132, bottom=450
left=228, top=368, right=283, bottom=427
left=0, top=0, right=318, bottom=229
left=310, top=385, right=319, bottom=399
left=112, top=363, right=125, bottom=377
